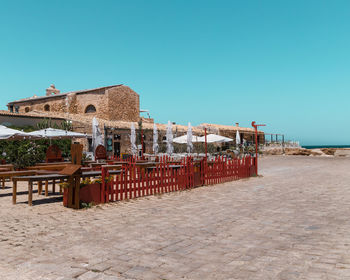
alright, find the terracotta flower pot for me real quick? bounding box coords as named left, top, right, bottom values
left=79, top=183, right=101, bottom=204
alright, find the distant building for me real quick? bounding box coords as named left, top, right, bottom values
left=7, top=84, right=140, bottom=122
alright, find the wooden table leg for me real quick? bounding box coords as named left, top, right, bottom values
left=52, top=180, right=55, bottom=194
left=59, top=179, right=63, bottom=194
left=12, top=180, right=17, bottom=204
left=28, top=181, right=33, bottom=206
left=38, top=181, right=42, bottom=196
left=2, top=177, right=5, bottom=189
left=45, top=180, right=48, bottom=196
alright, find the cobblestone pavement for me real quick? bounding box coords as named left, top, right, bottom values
left=1, top=156, right=350, bottom=279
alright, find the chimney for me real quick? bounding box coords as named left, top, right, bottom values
left=46, top=84, right=60, bottom=96
left=235, top=122, right=239, bottom=127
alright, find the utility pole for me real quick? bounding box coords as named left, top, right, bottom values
left=251, top=121, right=266, bottom=176
left=205, top=128, right=208, bottom=160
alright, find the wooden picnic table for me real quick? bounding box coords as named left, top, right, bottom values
left=134, top=162, right=158, bottom=167
left=25, top=164, right=68, bottom=171
left=0, top=166, right=13, bottom=187
left=81, top=166, right=95, bottom=172
left=89, top=162, right=108, bottom=169
left=101, top=164, right=122, bottom=171
left=163, top=161, right=182, bottom=164
left=0, top=167, right=12, bottom=171
left=146, top=164, right=182, bottom=171
left=0, top=170, right=40, bottom=189
left=0, top=169, right=64, bottom=196
left=12, top=169, right=122, bottom=206
left=106, top=161, right=130, bottom=165
left=0, top=164, right=14, bottom=170
left=35, top=162, right=70, bottom=166
left=133, top=162, right=160, bottom=174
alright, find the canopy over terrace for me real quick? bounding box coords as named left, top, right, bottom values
left=173, top=135, right=202, bottom=144
left=198, top=134, right=233, bottom=143
left=0, top=125, right=36, bottom=140
left=27, top=128, right=88, bottom=139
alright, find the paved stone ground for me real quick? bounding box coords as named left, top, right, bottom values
left=1, top=156, right=350, bottom=279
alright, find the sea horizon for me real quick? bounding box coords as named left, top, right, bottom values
left=302, top=145, right=350, bottom=149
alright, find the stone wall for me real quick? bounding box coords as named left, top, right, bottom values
left=9, top=85, right=140, bottom=122
left=218, top=129, right=264, bottom=143
left=72, top=89, right=109, bottom=119
left=13, top=96, right=66, bottom=114
left=106, top=86, right=139, bottom=121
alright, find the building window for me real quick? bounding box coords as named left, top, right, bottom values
left=88, top=138, right=93, bottom=152
left=44, top=104, right=50, bottom=111
left=9, top=105, right=13, bottom=113
left=25, top=107, right=30, bottom=113
left=85, top=105, right=96, bottom=113
left=15, top=106, right=19, bottom=113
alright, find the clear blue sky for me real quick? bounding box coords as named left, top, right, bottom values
left=0, top=0, right=349, bottom=145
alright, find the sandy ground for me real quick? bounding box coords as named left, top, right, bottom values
left=1, top=155, right=350, bottom=279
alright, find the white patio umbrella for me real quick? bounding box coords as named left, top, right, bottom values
left=187, top=122, right=193, bottom=153
left=92, top=117, right=104, bottom=153
left=28, top=128, right=87, bottom=139
left=173, top=135, right=201, bottom=144
left=236, top=130, right=241, bottom=146
left=198, top=134, right=233, bottom=143
left=0, top=125, right=35, bottom=140
left=130, top=123, right=137, bottom=155
left=166, top=121, right=173, bottom=155
left=153, top=123, right=159, bottom=154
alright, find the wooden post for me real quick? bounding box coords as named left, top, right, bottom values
left=251, top=121, right=266, bottom=176
left=52, top=180, right=56, bottom=194
left=59, top=179, right=63, bottom=194
left=71, top=143, right=83, bottom=165
left=38, top=181, right=42, bottom=195
left=45, top=180, right=49, bottom=196
left=60, top=164, right=82, bottom=209
left=12, top=180, right=17, bottom=204
left=205, top=128, right=207, bottom=159
left=74, top=175, right=80, bottom=209
left=67, top=177, right=74, bottom=208
left=28, top=181, right=33, bottom=206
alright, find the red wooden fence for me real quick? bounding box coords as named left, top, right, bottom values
left=101, top=156, right=256, bottom=203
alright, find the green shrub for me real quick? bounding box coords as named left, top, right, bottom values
left=3, top=141, right=45, bottom=169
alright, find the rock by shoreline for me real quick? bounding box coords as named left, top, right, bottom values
left=263, top=147, right=350, bottom=157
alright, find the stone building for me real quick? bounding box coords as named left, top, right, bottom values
left=6, top=84, right=264, bottom=157
left=7, top=84, right=140, bottom=122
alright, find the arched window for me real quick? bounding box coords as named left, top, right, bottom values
left=44, top=104, right=50, bottom=111
left=25, top=107, right=30, bottom=113
left=85, top=105, right=96, bottom=113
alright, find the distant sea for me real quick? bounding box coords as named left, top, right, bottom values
left=302, top=145, right=350, bottom=149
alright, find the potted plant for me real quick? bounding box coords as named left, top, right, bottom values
left=79, top=178, right=102, bottom=205
left=60, top=176, right=114, bottom=208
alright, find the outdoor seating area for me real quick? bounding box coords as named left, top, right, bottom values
left=0, top=150, right=256, bottom=208
left=0, top=118, right=259, bottom=209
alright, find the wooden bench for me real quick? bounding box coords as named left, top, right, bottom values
left=25, top=164, right=68, bottom=171
left=0, top=170, right=38, bottom=189
left=101, top=164, right=122, bottom=171
left=12, top=170, right=122, bottom=206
